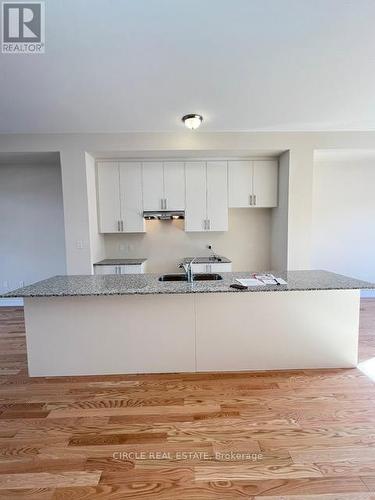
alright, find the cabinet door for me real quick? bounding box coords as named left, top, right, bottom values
left=210, top=263, right=232, bottom=273
left=119, top=162, right=145, bottom=233
left=228, top=161, right=253, bottom=207
left=191, top=264, right=207, bottom=273
left=142, top=162, right=164, bottom=210
left=206, top=161, right=228, bottom=231
left=97, top=162, right=121, bottom=233
left=119, top=264, right=144, bottom=274
left=94, top=265, right=118, bottom=275
left=253, top=160, right=278, bottom=207
left=163, top=162, right=185, bottom=210
left=185, top=162, right=207, bottom=231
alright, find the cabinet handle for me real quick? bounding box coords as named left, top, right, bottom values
left=207, top=219, right=210, bottom=230
left=249, top=194, right=252, bottom=206
left=117, top=220, right=120, bottom=231
left=164, top=198, right=167, bottom=209
left=254, top=194, right=256, bottom=206
left=121, top=220, right=124, bottom=231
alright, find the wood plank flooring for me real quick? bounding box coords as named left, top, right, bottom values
left=0, top=300, right=374, bottom=499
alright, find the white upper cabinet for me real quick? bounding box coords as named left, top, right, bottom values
left=97, top=161, right=121, bottom=233
left=142, top=162, right=164, bottom=210
left=228, top=160, right=253, bottom=208
left=119, top=162, right=145, bottom=232
left=228, top=159, right=278, bottom=208
left=252, top=160, right=278, bottom=207
left=142, top=161, right=185, bottom=211
left=185, top=161, right=228, bottom=232
left=185, top=162, right=207, bottom=231
left=163, top=162, right=185, bottom=210
left=206, top=161, right=228, bottom=231
left=97, top=162, right=145, bottom=233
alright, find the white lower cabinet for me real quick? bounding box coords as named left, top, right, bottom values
left=191, top=263, right=232, bottom=273
left=185, top=161, right=228, bottom=232
left=94, top=263, right=145, bottom=275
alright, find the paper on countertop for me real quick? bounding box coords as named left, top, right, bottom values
left=236, top=274, right=288, bottom=287
left=255, top=274, right=288, bottom=285
left=236, top=278, right=264, bottom=287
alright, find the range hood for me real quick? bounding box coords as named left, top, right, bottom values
left=143, top=210, right=185, bottom=220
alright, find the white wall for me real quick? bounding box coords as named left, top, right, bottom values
left=271, top=151, right=289, bottom=270
left=104, top=209, right=272, bottom=273
left=0, top=163, right=66, bottom=297
left=85, top=153, right=105, bottom=271
left=2, top=131, right=375, bottom=274
left=312, top=158, right=375, bottom=296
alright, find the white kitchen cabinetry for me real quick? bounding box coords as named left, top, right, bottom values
left=191, top=262, right=232, bottom=273
left=97, top=162, right=144, bottom=233
left=163, top=162, right=185, bottom=210
left=228, top=160, right=278, bottom=208
left=185, top=161, right=228, bottom=232
left=94, top=263, right=145, bottom=275
left=142, top=161, right=185, bottom=211
left=252, top=160, right=278, bottom=207
left=97, top=161, right=121, bottom=233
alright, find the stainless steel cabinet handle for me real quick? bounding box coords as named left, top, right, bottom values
left=121, top=220, right=124, bottom=231
left=207, top=219, right=210, bottom=230
left=164, top=198, right=167, bottom=209
left=254, top=194, right=257, bottom=206
left=117, top=220, right=120, bottom=231
left=249, top=194, right=252, bottom=206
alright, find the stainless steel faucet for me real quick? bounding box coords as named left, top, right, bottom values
left=179, top=258, right=196, bottom=283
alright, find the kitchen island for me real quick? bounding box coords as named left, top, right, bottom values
left=3, top=270, right=374, bottom=376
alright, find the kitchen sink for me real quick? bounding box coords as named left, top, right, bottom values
left=159, top=273, right=223, bottom=282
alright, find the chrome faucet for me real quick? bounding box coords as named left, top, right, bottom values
left=179, top=258, right=196, bottom=283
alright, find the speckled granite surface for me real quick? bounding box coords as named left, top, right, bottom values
left=94, top=258, right=147, bottom=266
left=181, top=256, right=232, bottom=264
left=2, top=270, right=374, bottom=298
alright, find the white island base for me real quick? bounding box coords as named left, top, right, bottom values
left=24, top=289, right=360, bottom=377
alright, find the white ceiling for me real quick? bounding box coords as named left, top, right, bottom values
left=1, top=0, right=375, bottom=134
left=0, top=152, right=60, bottom=165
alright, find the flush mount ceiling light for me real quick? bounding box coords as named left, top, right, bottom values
left=182, top=114, right=203, bottom=130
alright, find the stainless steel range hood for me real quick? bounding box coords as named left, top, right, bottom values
left=143, top=210, right=185, bottom=220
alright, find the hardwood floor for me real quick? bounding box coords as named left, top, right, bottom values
left=0, top=301, right=374, bottom=499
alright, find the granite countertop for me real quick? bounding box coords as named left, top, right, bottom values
left=181, top=255, right=232, bottom=264
left=94, top=258, right=147, bottom=266
left=2, top=270, right=375, bottom=298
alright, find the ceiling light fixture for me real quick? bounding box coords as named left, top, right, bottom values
left=182, top=114, right=203, bottom=130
